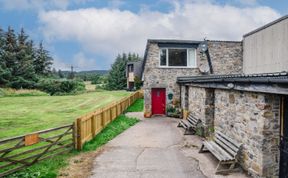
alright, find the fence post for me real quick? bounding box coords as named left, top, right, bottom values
left=73, top=121, right=77, bottom=149
left=91, top=115, right=96, bottom=137
left=76, top=118, right=83, bottom=150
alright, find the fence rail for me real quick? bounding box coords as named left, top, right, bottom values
left=0, top=124, right=74, bottom=177
left=0, top=90, right=143, bottom=176
left=75, top=90, right=143, bottom=150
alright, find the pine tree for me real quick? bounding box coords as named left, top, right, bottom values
left=34, top=42, right=53, bottom=76
left=106, top=53, right=142, bottom=90
left=9, top=28, right=37, bottom=88
left=1, top=27, right=17, bottom=86
left=58, top=69, right=64, bottom=78
left=0, top=27, right=10, bottom=86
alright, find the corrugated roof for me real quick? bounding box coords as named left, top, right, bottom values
left=177, top=72, right=288, bottom=84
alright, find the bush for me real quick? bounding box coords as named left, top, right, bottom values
left=38, top=79, right=85, bottom=95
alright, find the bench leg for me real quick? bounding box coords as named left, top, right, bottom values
left=177, top=122, right=182, bottom=127
left=199, top=144, right=208, bottom=153
left=184, top=128, right=195, bottom=135
left=215, top=161, right=239, bottom=174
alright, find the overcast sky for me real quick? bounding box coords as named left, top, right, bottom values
left=0, top=0, right=286, bottom=71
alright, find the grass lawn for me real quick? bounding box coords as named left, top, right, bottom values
left=0, top=90, right=130, bottom=139
left=126, top=99, right=144, bottom=112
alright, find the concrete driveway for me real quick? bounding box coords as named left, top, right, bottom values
left=90, top=113, right=206, bottom=178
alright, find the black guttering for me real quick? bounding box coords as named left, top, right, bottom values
left=177, top=72, right=288, bottom=85
left=243, top=15, right=288, bottom=38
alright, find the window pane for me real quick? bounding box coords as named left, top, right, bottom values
left=160, top=49, right=167, bottom=66
left=188, top=48, right=196, bottom=67
left=168, top=49, right=187, bottom=66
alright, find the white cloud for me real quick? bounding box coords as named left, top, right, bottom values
left=72, top=52, right=98, bottom=71
left=0, top=0, right=86, bottom=11
left=39, top=1, right=280, bottom=66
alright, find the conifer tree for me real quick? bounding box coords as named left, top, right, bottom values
left=106, top=53, right=141, bottom=90
left=34, top=42, right=53, bottom=76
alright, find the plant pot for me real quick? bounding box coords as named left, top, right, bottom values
left=144, top=111, right=152, bottom=118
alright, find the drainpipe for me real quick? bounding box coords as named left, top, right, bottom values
left=205, top=49, right=214, bottom=74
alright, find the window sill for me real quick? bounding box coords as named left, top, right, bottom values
left=157, top=66, right=198, bottom=69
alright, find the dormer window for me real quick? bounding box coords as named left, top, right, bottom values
left=159, top=48, right=196, bottom=68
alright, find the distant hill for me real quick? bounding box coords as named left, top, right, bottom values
left=77, top=70, right=108, bottom=75
left=60, top=70, right=109, bottom=76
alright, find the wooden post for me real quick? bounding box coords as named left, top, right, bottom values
left=91, top=115, right=96, bottom=137
left=73, top=122, right=77, bottom=149
left=76, top=118, right=83, bottom=150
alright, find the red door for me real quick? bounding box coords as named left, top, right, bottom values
left=151, top=88, right=166, bottom=115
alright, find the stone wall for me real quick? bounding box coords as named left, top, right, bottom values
left=206, top=41, right=243, bottom=75
left=143, top=43, right=200, bottom=114
left=214, top=89, right=280, bottom=177
left=187, top=86, right=214, bottom=135
left=143, top=40, right=243, bottom=114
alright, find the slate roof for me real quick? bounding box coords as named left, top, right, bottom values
left=177, top=72, right=288, bottom=84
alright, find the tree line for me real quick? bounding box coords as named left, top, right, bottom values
left=0, top=27, right=53, bottom=89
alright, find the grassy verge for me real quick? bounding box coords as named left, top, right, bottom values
left=5, top=115, right=139, bottom=178
left=126, top=99, right=144, bottom=112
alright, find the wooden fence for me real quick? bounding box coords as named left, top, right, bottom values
left=0, top=124, right=74, bottom=177
left=75, top=90, right=143, bottom=150
left=0, top=90, right=143, bottom=176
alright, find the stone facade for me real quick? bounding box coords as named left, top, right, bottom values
left=143, top=40, right=243, bottom=115
left=214, top=89, right=280, bottom=177
left=184, top=85, right=281, bottom=177
left=185, top=86, right=214, bottom=135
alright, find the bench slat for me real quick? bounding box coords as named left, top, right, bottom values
left=187, top=118, right=197, bottom=126
left=216, top=131, right=241, bottom=148
left=204, top=141, right=233, bottom=161
left=214, top=137, right=237, bottom=157
left=215, top=134, right=239, bottom=154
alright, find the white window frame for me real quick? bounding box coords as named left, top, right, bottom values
left=158, top=47, right=197, bottom=68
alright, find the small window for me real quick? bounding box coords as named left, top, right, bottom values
left=159, top=48, right=196, bottom=68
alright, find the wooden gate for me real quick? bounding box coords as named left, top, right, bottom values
left=0, top=124, right=74, bottom=177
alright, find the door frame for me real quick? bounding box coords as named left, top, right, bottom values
left=151, top=88, right=166, bottom=115
left=280, top=95, right=288, bottom=177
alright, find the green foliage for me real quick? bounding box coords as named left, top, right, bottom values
left=134, top=76, right=142, bottom=90
left=0, top=88, right=48, bottom=97
left=5, top=152, right=75, bottom=178
left=126, top=99, right=144, bottom=112
left=0, top=27, right=53, bottom=89
left=83, top=115, right=139, bottom=151
left=34, top=42, right=53, bottom=76
left=106, top=53, right=141, bottom=90
left=38, top=79, right=85, bottom=95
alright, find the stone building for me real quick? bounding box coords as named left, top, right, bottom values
left=141, top=15, right=288, bottom=177
left=142, top=39, right=242, bottom=116
left=126, top=60, right=143, bottom=90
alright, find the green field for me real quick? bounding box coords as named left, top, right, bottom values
left=0, top=90, right=130, bottom=139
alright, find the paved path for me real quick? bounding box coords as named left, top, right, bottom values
left=90, top=114, right=206, bottom=178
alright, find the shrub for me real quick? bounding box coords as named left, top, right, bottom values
left=38, top=79, right=85, bottom=95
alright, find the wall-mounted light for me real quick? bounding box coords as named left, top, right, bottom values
left=227, top=83, right=234, bottom=89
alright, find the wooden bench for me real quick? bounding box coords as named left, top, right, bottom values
left=177, top=114, right=201, bottom=135
left=199, top=131, right=242, bottom=174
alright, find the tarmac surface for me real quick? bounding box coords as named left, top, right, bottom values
left=90, top=113, right=206, bottom=178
